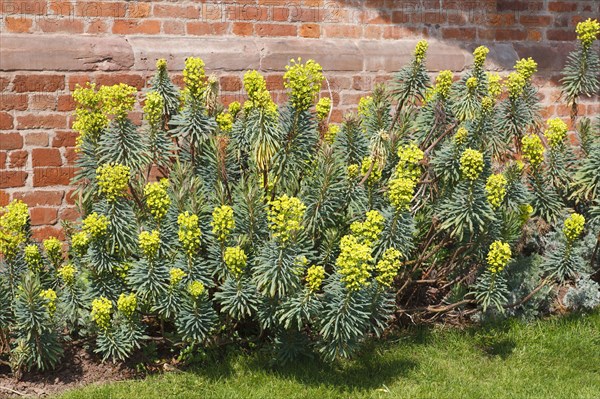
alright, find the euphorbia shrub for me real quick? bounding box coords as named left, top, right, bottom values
left=1, top=19, right=599, bottom=374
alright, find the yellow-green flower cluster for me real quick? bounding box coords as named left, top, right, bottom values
left=360, top=157, right=382, bottom=185
left=454, top=127, right=469, bottom=145
left=414, top=40, right=428, bottom=64
left=183, top=57, right=206, bottom=99
left=224, top=246, right=247, bottom=278
left=0, top=200, right=29, bottom=258
left=169, top=267, right=186, bottom=287
left=139, top=230, right=160, bottom=259
left=43, top=237, right=62, bottom=262
left=284, top=58, right=324, bottom=111
left=347, top=164, right=360, bottom=179
left=521, top=134, right=544, bottom=168
left=563, top=213, right=585, bottom=242
left=187, top=280, right=205, bottom=299
left=82, top=212, right=109, bottom=240
left=114, top=262, right=130, bottom=282
left=507, top=71, right=526, bottom=99
left=58, top=263, right=77, bottom=286
left=72, top=83, right=109, bottom=141
left=515, top=57, right=537, bottom=81
left=302, top=265, right=323, bottom=292
left=325, top=124, right=340, bottom=144
left=99, top=83, right=137, bottom=119
left=143, top=91, right=164, bottom=128
left=96, top=162, right=130, bottom=202
left=71, top=231, right=90, bottom=255
left=144, top=179, right=171, bottom=222
left=388, top=177, right=416, bottom=211
left=91, top=296, right=112, bottom=330
left=459, top=148, right=484, bottom=181
left=435, top=70, right=453, bottom=98
left=396, top=143, right=424, bottom=182
left=481, top=96, right=495, bottom=113
left=177, top=212, right=202, bottom=257
left=267, top=195, right=306, bottom=244
left=216, top=112, right=234, bottom=133
left=375, top=248, right=402, bottom=287
left=519, top=203, right=534, bottom=224
left=40, top=289, right=57, bottom=316
left=485, top=173, right=507, bottom=209
left=466, top=77, right=478, bottom=92
left=243, top=70, right=277, bottom=115
left=350, top=210, right=385, bottom=246
left=211, top=205, right=235, bottom=242
left=576, top=18, right=600, bottom=48
left=117, top=293, right=137, bottom=318
left=316, top=97, right=331, bottom=121
left=24, top=244, right=42, bottom=271
left=487, top=73, right=503, bottom=98
left=473, top=46, right=489, bottom=69
left=544, top=118, right=568, bottom=149
left=358, top=96, right=373, bottom=119
left=228, top=101, right=241, bottom=117
left=486, top=241, right=511, bottom=274
left=336, top=235, right=373, bottom=291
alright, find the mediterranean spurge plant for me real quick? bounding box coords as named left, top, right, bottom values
left=0, top=20, right=599, bottom=374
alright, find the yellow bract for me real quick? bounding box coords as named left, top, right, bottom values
left=485, top=174, right=507, bottom=209
left=117, top=293, right=137, bottom=318
left=139, top=230, right=161, bottom=259
left=144, top=179, right=171, bottom=222
left=284, top=58, right=324, bottom=111
left=188, top=280, right=205, bottom=299
left=487, top=241, right=511, bottom=274
left=306, top=265, right=326, bottom=292
left=316, top=97, right=332, bottom=121
left=414, top=40, right=428, bottom=64
left=459, top=148, right=484, bottom=181
left=336, top=235, right=373, bottom=291
left=521, top=134, right=544, bottom=168
left=267, top=195, right=306, bottom=244
left=82, top=212, right=109, bottom=239
left=473, top=46, right=489, bottom=68
left=375, top=248, right=402, bottom=287
left=91, top=296, right=113, bottom=330
left=350, top=210, right=385, bottom=247
left=544, top=118, right=568, bottom=149
left=576, top=18, right=599, bottom=47
left=211, top=205, right=235, bottom=243
left=96, top=163, right=130, bottom=202
left=563, top=213, right=585, bottom=242
left=224, top=246, right=247, bottom=278
left=178, top=212, right=202, bottom=257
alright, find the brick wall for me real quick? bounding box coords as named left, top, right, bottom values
left=1, top=0, right=599, bottom=238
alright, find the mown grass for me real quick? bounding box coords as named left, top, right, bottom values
left=56, top=311, right=600, bottom=399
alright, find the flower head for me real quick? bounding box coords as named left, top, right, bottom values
left=388, top=177, right=416, bottom=212
left=519, top=203, right=534, bottom=224
left=99, top=83, right=137, bottom=120
left=228, top=101, right=241, bottom=117
left=435, top=70, right=453, bottom=98
left=284, top=58, right=324, bottom=111
left=224, top=246, right=247, bottom=278
left=82, top=212, right=109, bottom=240
left=71, top=231, right=90, bottom=256
left=72, top=83, right=109, bottom=140
left=187, top=280, right=205, bottom=299
left=487, top=73, right=503, bottom=98
left=576, top=18, right=600, bottom=48
left=183, top=57, right=207, bottom=99
left=325, top=124, right=340, bottom=144
left=169, top=267, right=186, bottom=287
left=563, top=213, right=585, bottom=242
left=375, top=248, right=402, bottom=287
left=0, top=199, right=29, bottom=258
left=454, top=127, right=469, bottom=145
left=507, top=72, right=526, bottom=99
left=414, top=40, right=428, bottom=64
left=459, top=148, right=484, bottom=181
left=243, top=70, right=277, bottom=115
left=485, top=174, right=507, bottom=209
left=487, top=241, right=511, bottom=274
left=143, top=91, right=164, bottom=128
left=24, top=244, right=43, bottom=271
left=396, top=143, right=424, bottom=182
left=316, top=97, right=332, bottom=121
left=96, top=163, right=130, bottom=202
left=515, top=57, right=537, bottom=81
left=139, top=230, right=161, bottom=259
left=91, top=296, right=112, bottom=330
left=144, top=179, right=171, bottom=222
left=58, top=263, right=77, bottom=286
left=358, top=96, right=373, bottom=119
left=466, top=77, right=478, bottom=92
left=521, top=134, right=544, bottom=168
left=336, top=235, right=373, bottom=291
left=211, top=205, right=235, bottom=243
left=267, top=195, right=306, bottom=244
left=216, top=112, right=234, bottom=133
left=350, top=210, right=385, bottom=247
left=473, top=46, right=489, bottom=69
left=117, top=293, right=137, bottom=318
left=178, top=212, right=202, bottom=257
left=360, top=157, right=382, bottom=185
left=40, top=289, right=57, bottom=316
left=43, top=237, right=62, bottom=263
left=306, top=265, right=326, bottom=292
left=544, top=118, right=568, bottom=149
left=347, top=164, right=360, bottom=179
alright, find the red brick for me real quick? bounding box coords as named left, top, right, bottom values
left=65, top=188, right=77, bottom=205
left=49, top=1, right=74, bottom=16
left=33, top=167, right=75, bottom=186
left=163, top=20, right=185, bottom=35
left=0, top=133, right=22, bottom=150
left=0, top=191, right=9, bottom=206
left=30, top=94, right=57, bottom=111
left=57, top=95, right=76, bottom=112
left=494, top=28, right=527, bottom=41
left=52, top=131, right=79, bottom=147
left=291, top=7, right=322, bottom=23
left=7, top=0, right=48, bottom=14
left=9, top=150, right=28, bottom=168
left=547, top=29, right=577, bottom=41
left=548, top=1, right=578, bottom=12
left=76, top=2, right=126, bottom=18
left=220, top=76, right=242, bottom=92
left=95, top=74, right=145, bottom=90
left=272, top=7, right=289, bottom=21
left=112, top=19, right=160, bottom=35
left=154, top=4, right=199, bottom=19
left=30, top=207, right=58, bottom=226
left=255, top=23, right=297, bottom=37
left=265, top=75, right=285, bottom=91
left=391, top=11, right=409, bottom=24
left=12, top=190, right=64, bottom=206
left=442, top=27, right=476, bottom=40
left=31, top=226, right=64, bottom=241
left=0, top=94, right=28, bottom=111
left=37, top=18, right=84, bottom=33
left=0, top=171, right=27, bottom=188
left=17, top=114, right=67, bottom=129
left=68, top=75, right=93, bottom=91
left=13, top=74, right=65, bottom=93
left=0, top=77, right=10, bottom=92
left=32, top=148, right=62, bottom=167
left=64, top=147, right=78, bottom=165
left=86, top=19, right=109, bottom=34
left=128, top=2, right=151, bottom=18
left=233, top=22, right=253, bottom=36
left=323, top=25, right=361, bottom=38
left=24, top=133, right=49, bottom=147
left=520, top=15, right=553, bottom=26
left=0, top=152, right=6, bottom=169
left=300, top=23, right=320, bottom=38
left=364, top=25, right=382, bottom=39
left=59, top=207, right=80, bottom=221
left=4, top=17, right=33, bottom=33
left=187, top=22, right=229, bottom=36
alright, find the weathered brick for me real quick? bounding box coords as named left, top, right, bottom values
left=112, top=19, right=161, bottom=35
left=24, top=132, right=49, bottom=147
left=32, top=148, right=63, bottom=167
left=9, top=150, right=28, bottom=168
left=13, top=74, right=65, bottom=92
left=0, top=94, right=28, bottom=111
left=0, top=152, right=6, bottom=169
left=33, top=167, right=75, bottom=186
left=30, top=207, right=59, bottom=225
left=12, top=190, right=64, bottom=206
left=4, top=16, right=33, bottom=33
left=300, top=24, right=320, bottom=38
left=220, top=76, right=242, bottom=92
left=233, top=22, right=254, bottom=36
left=548, top=1, right=578, bottom=12
left=0, top=133, right=22, bottom=150
left=30, top=94, right=57, bottom=111
left=154, top=4, right=199, bottom=19
left=37, top=18, right=84, bottom=33
left=187, top=22, right=229, bottom=36
left=32, top=226, right=64, bottom=241
left=52, top=131, right=79, bottom=147
left=255, top=23, right=297, bottom=37
left=17, top=114, right=67, bottom=129
left=0, top=171, right=27, bottom=188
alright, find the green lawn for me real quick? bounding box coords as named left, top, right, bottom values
left=57, top=311, right=600, bottom=399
